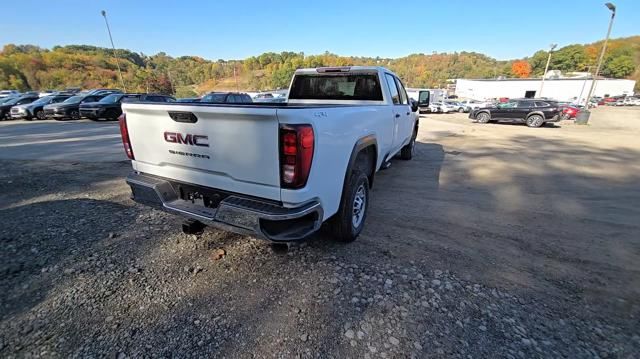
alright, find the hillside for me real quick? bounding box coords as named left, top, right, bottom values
left=1, top=36, right=638, bottom=96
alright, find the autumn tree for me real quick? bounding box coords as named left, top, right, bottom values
left=511, top=60, right=532, bottom=78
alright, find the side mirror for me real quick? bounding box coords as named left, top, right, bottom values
left=410, top=99, right=419, bottom=112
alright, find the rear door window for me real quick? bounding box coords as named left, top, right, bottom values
left=517, top=101, right=533, bottom=108
left=384, top=74, right=400, bottom=105
left=535, top=101, right=550, bottom=107
left=393, top=77, right=409, bottom=105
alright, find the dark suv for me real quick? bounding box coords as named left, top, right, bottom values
left=469, top=99, right=561, bottom=127
left=43, top=94, right=106, bottom=120
left=200, top=92, right=252, bottom=103
left=80, top=93, right=175, bottom=121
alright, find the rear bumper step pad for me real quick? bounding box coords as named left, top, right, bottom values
left=126, top=172, right=323, bottom=241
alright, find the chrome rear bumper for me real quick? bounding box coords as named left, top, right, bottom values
left=126, top=172, right=323, bottom=241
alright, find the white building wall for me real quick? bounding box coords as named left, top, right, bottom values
left=455, top=78, right=635, bottom=101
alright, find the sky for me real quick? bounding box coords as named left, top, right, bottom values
left=1, top=0, right=638, bottom=61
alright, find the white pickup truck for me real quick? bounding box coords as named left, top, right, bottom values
left=121, top=66, right=419, bottom=242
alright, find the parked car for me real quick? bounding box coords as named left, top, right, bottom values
left=469, top=98, right=561, bottom=127
left=0, top=90, right=20, bottom=98
left=120, top=66, right=419, bottom=242
left=43, top=94, right=106, bottom=120
left=459, top=99, right=492, bottom=110
left=445, top=101, right=470, bottom=113
left=200, top=92, right=253, bottom=103
left=430, top=101, right=455, bottom=113
left=560, top=105, right=580, bottom=121
left=0, top=95, right=39, bottom=120
left=10, top=93, right=73, bottom=120
left=80, top=93, right=175, bottom=121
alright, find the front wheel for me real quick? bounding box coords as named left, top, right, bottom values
left=458, top=108, right=464, bottom=113
left=328, top=170, right=369, bottom=242
left=36, top=110, right=46, bottom=120
left=526, top=114, right=544, bottom=127
left=70, top=110, right=80, bottom=120
left=476, top=112, right=491, bottom=123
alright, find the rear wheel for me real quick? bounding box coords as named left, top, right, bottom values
left=526, top=114, right=544, bottom=127
left=36, top=110, right=46, bottom=120
left=458, top=107, right=464, bottom=113
left=329, top=170, right=369, bottom=242
left=400, top=129, right=416, bottom=160
left=476, top=112, right=491, bottom=123
left=70, top=110, right=80, bottom=120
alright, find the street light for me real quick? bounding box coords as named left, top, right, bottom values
left=580, top=2, right=616, bottom=124
left=101, top=10, right=126, bottom=92
left=538, top=43, right=557, bottom=98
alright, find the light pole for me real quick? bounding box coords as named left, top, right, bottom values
left=538, top=43, right=557, bottom=98
left=580, top=2, right=616, bottom=124
left=576, top=66, right=593, bottom=105
left=101, top=10, right=126, bottom=92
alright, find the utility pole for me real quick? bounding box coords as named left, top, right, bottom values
left=581, top=2, right=616, bottom=124
left=101, top=10, right=126, bottom=92
left=538, top=43, right=557, bottom=98
left=233, top=66, right=239, bottom=92
left=167, top=69, right=175, bottom=95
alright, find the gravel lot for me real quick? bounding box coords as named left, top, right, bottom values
left=1, top=107, right=639, bottom=358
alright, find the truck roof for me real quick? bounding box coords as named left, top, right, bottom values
left=294, top=66, right=397, bottom=76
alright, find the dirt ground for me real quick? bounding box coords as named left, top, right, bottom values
left=1, top=106, right=639, bottom=357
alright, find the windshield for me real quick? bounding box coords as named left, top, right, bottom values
left=201, top=93, right=227, bottom=103
left=31, top=96, right=54, bottom=106
left=99, top=94, right=123, bottom=104
left=63, top=96, right=83, bottom=104
left=3, top=97, right=26, bottom=105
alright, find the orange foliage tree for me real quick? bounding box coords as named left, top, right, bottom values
left=511, top=60, right=532, bottom=78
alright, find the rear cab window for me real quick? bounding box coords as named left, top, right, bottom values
left=288, top=72, right=383, bottom=101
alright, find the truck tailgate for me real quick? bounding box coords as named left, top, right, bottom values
left=122, top=103, right=281, bottom=201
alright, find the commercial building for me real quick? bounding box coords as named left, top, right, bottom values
left=455, top=77, right=635, bottom=102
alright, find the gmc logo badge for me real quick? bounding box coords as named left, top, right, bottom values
left=164, top=132, right=209, bottom=147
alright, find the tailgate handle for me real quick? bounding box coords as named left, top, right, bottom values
left=168, top=111, right=198, bottom=123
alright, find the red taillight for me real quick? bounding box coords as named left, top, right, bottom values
left=118, top=113, right=134, bottom=160
left=280, top=125, right=314, bottom=189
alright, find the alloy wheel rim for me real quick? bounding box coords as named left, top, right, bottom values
left=352, top=184, right=366, bottom=228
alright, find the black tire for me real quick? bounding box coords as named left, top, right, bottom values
left=70, top=110, right=80, bottom=120
left=476, top=112, right=491, bottom=123
left=36, top=110, right=46, bottom=120
left=526, top=114, right=544, bottom=128
left=400, top=131, right=416, bottom=160
left=329, top=170, right=369, bottom=242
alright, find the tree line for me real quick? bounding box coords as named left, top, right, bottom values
left=1, top=36, right=638, bottom=97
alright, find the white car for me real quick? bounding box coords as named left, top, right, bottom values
left=431, top=101, right=455, bottom=113
left=121, top=66, right=419, bottom=242
left=459, top=99, right=492, bottom=110
left=0, top=90, right=20, bottom=98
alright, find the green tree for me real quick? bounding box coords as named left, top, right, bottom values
left=603, top=55, right=635, bottom=78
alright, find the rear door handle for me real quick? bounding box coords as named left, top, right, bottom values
left=395, top=114, right=400, bottom=118
left=406, top=112, right=410, bottom=115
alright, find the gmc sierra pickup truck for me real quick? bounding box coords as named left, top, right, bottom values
left=121, top=66, right=419, bottom=242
